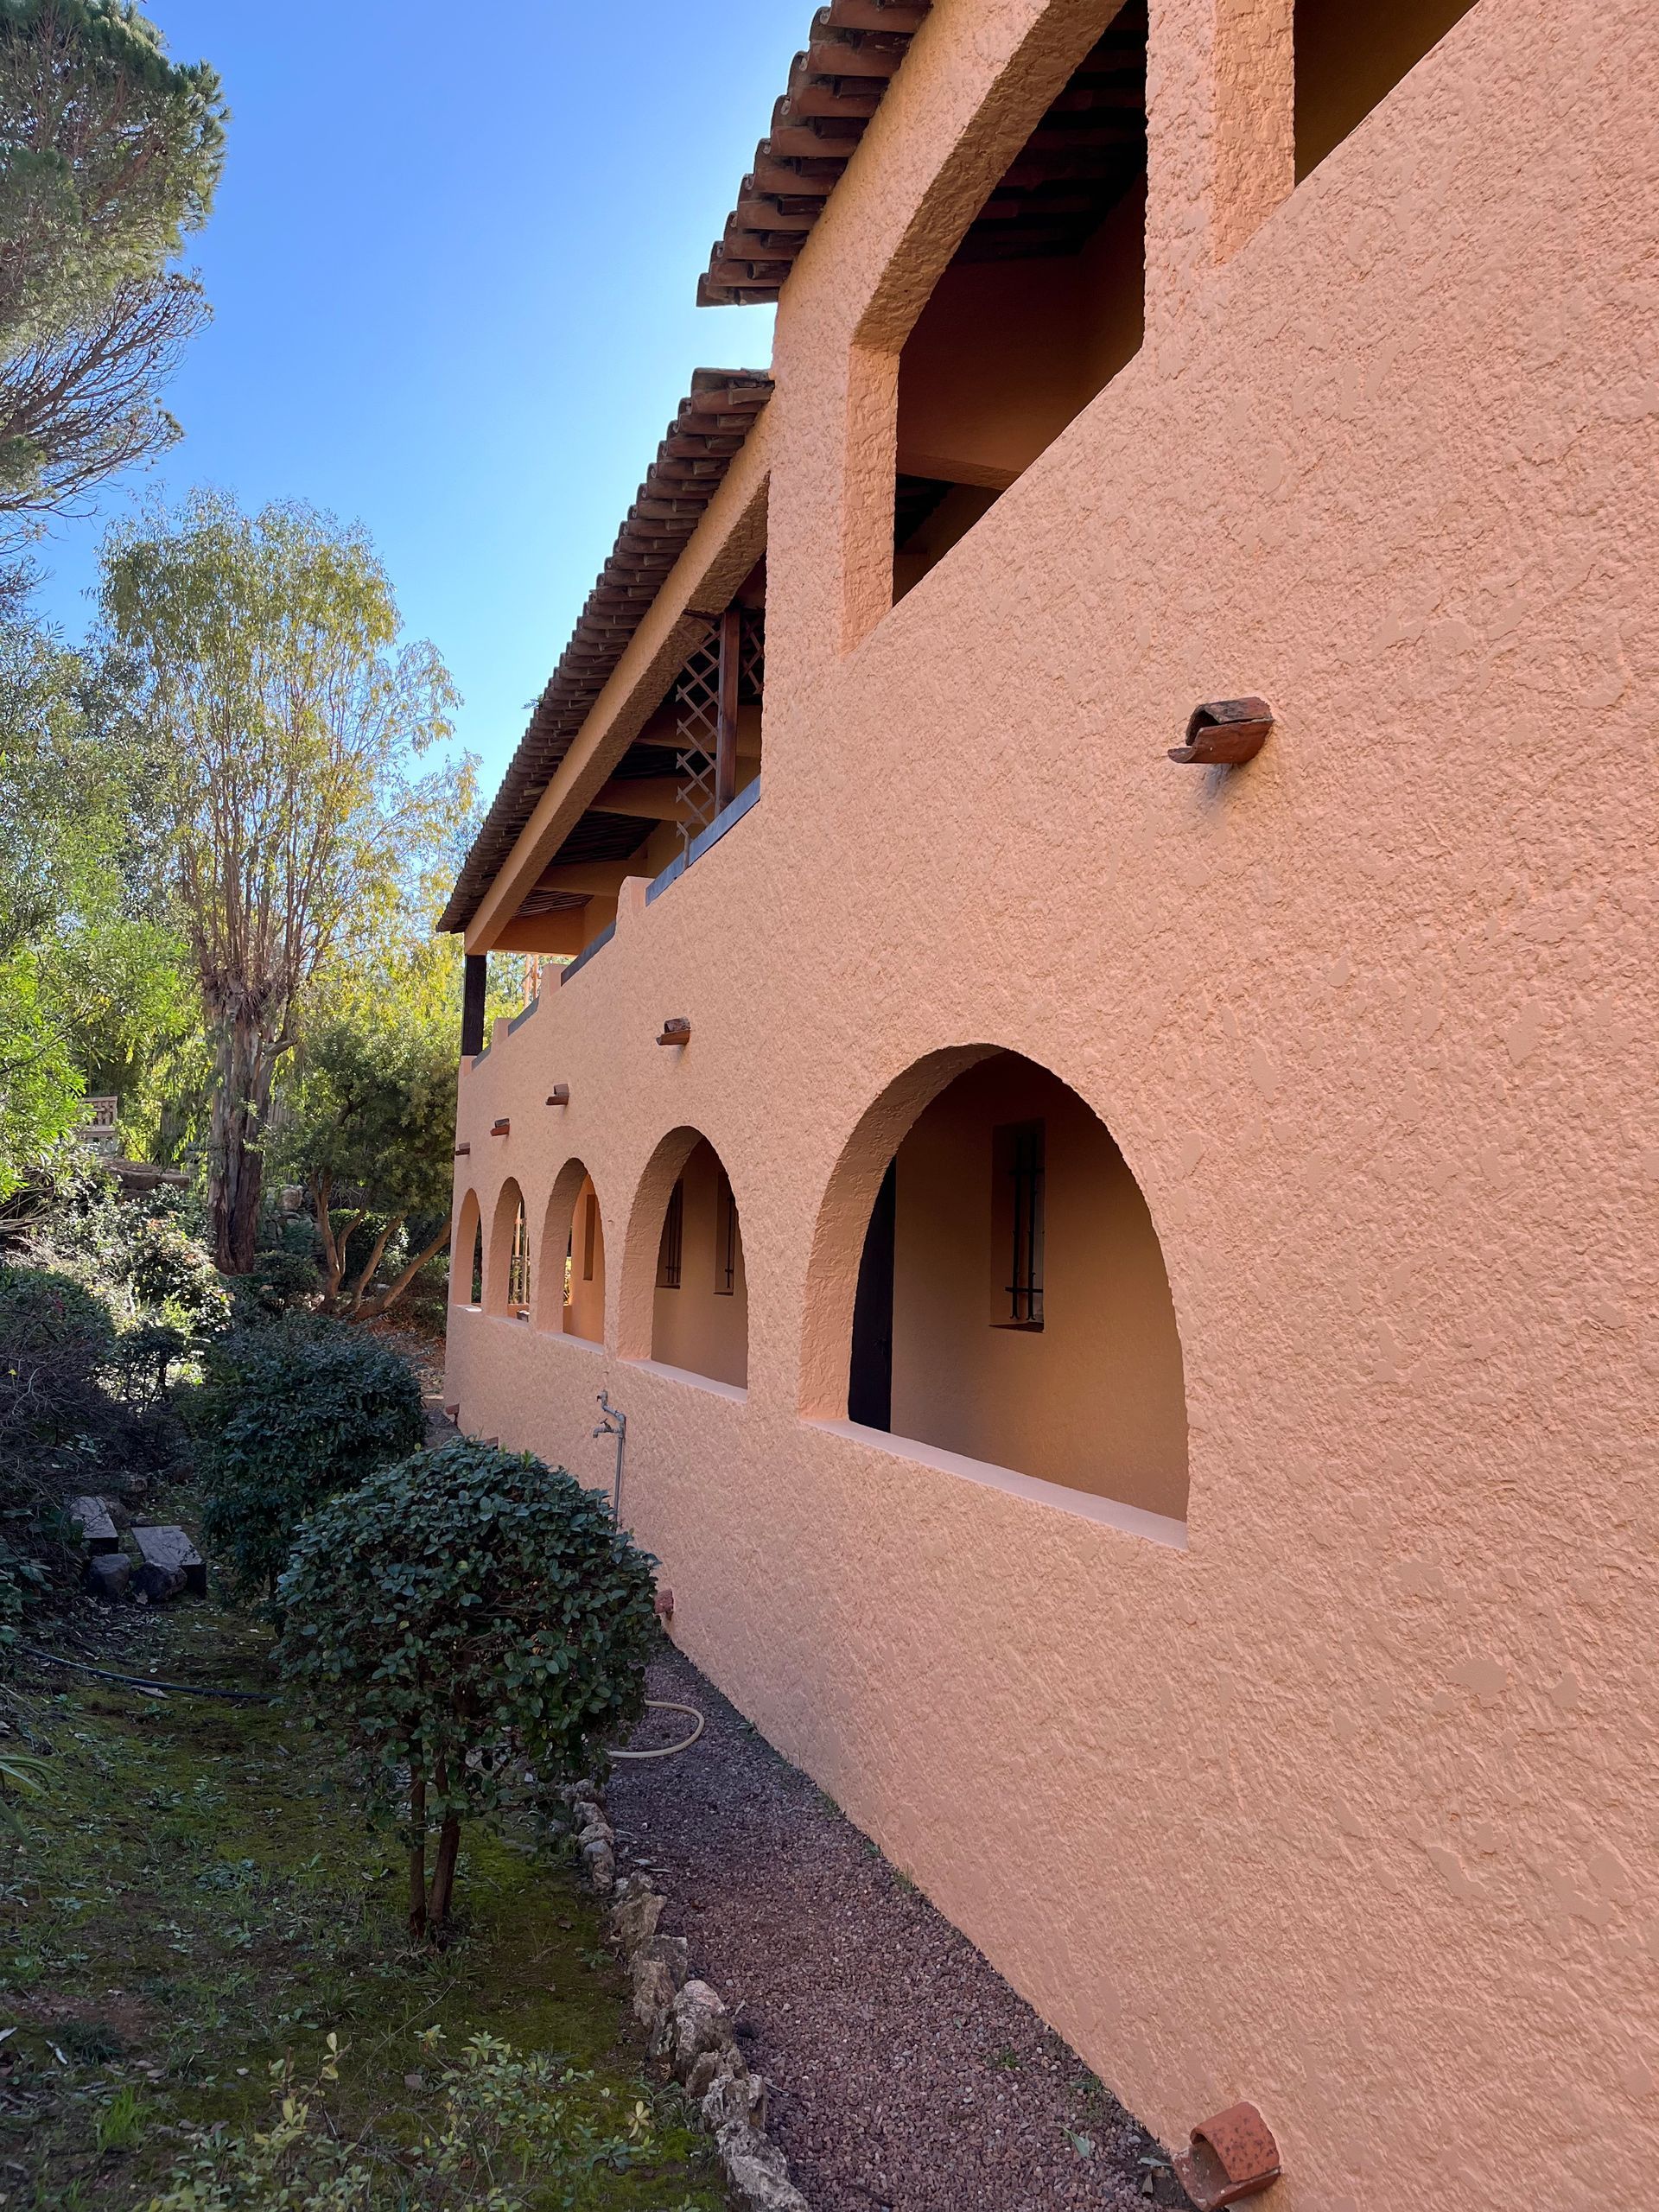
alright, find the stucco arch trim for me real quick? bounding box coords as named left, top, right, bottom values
left=537, top=1157, right=607, bottom=1343
left=451, top=1187, right=482, bottom=1309
left=485, top=1177, right=529, bottom=1319
left=619, top=1124, right=750, bottom=1393
left=799, top=1042, right=1189, bottom=1529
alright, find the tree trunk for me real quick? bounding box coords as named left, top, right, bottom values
left=426, top=1753, right=461, bottom=1933
left=428, top=1813, right=462, bottom=1932
left=342, top=1214, right=400, bottom=1316
left=206, top=1002, right=282, bottom=1274
left=352, top=1219, right=450, bottom=1321
left=407, top=1764, right=428, bottom=1940
left=312, top=1174, right=365, bottom=1311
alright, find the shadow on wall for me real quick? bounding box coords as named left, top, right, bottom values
left=830, top=1051, right=1187, bottom=1522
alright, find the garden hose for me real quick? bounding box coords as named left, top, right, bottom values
left=607, top=1699, right=704, bottom=1760
left=20, top=1652, right=706, bottom=1758
left=17, top=1643, right=276, bottom=1703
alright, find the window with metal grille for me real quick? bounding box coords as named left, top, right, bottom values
left=715, top=1168, right=737, bottom=1294
left=508, top=1199, right=531, bottom=1317
left=582, top=1193, right=598, bottom=1281
left=657, top=1179, right=684, bottom=1290
left=995, top=1121, right=1045, bottom=1329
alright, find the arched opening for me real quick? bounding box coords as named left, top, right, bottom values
left=888, top=0, right=1147, bottom=602
left=486, top=1179, right=529, bottom=1319
left=815, top=1051, right=1186, bottom=1521
left=452, top=1189, right=482, bottom=1309
left=537, top=1159, right=607, bottom=1344
left=623, top=1129, right=747, bottom=1390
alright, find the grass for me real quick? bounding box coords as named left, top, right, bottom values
left=0, top=1589, right=729, bottom=2209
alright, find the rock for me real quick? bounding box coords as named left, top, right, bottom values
left=702, top=2056, right=768, bottom=2134
left=131, top=1523, right=204, bottom=1601
left=70, top=1497, right=118, bottom=1554
left=609, top=1884, right=664, bottom=1955
left=716, top=2123, right=810, bottom=2212
left=631, top=1947, right=679, bottom=2031
left=83, top=1551, right=130, bottom=1602
left=580, top=1835, right=615, bottom=1891
left=658, top=1979, right=734, bottom=2079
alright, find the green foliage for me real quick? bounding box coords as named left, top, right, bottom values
left=148, top=2032, right=694, bottom=2212
left=0, top=0, right=226, bottom=536
left=0, top=947, right=82, bottom=1195
left=0, top=0, right=226, bottom=341
left=28, top=1180, right=228, bottom=1338
left=277, top=1440, right=658, bottom=1931
left=189, top=1318, right=424, bottom=1605
left=98, top=490, right=470, bottom=1273
left=271, top=944, right=462, bottom=1318
left=0, top=1257, right=120, bottom=1642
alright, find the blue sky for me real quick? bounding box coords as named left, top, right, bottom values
left=35, top=2, right=798, bottom=789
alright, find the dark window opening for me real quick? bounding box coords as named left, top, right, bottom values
left=657, top=1179, right=684, bottom=1291
left=715, top=1169, right=738, bottom=1295
left=995, top=1121, right=1045, bottom=1330
left=582, top=1194, right=598, bottom=1281
left=1294, top=0, right=1480, bottom=181
left=848, top=1159, right=898, bottom=1432
left=893, top=4, right=1147, bottom=603
left=469, top=1222, right=483, bottom=1306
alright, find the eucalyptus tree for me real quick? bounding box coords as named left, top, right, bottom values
left=99, top=493, right=461, bottom=1273
left=0, top=0, right=226, bottom=543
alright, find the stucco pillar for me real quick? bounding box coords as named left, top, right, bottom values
left=1144, top=0, right=1295, bottom=342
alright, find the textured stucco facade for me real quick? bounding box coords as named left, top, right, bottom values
left=446, top=3, right=1659, bottom=2204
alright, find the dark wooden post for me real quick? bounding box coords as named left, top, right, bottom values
left=714, top=605, right=741, bottom=815
left=461, top=952, right=487, bottom=1058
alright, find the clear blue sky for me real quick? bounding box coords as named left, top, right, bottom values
left=35, top=1, right=797, bottom=790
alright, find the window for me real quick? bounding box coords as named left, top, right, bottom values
left=563, top=1231, right=574, bottom=1306
left=1294, top=0, right=1481, bottom=181
left=582, top=1193, right=598, bottom=1281
left=657, top=1179, right=684, bottom=1291
left=715, top=1169, right=738, bottom=1295
left=508, top=1198, right=531, bottom=1318
left=469, top=1220, right=483, bottom=1306
left=994, top=1121, right=1045, bottom=1331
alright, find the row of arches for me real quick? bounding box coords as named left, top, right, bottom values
left=456, top=1131, right=748, bottom=1390
left=454, top=1050, right=1189, bottom=1522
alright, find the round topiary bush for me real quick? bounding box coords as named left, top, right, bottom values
left=188, top=1317, right=426, bottom=1606
left=276, top=1436, right=659, bottom=1936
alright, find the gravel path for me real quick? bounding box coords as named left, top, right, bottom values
left=608, top=1646, right=1194, bottom=2212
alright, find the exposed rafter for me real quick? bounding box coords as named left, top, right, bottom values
left=439, top=369, right=772, bottom=936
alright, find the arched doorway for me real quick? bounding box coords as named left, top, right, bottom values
left=816, top=1051, right=1186, bottom=1519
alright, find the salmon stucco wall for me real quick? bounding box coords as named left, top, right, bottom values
left=446, top=2, right=1659, bottom=2206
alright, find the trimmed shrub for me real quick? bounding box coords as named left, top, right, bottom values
left=189, top=1318, right=424, bottom=1606
left=277, top=1437, right=658, bottom=1936
left=0, top=1262, right=123, bottom=1645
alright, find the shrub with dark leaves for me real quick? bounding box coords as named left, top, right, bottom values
left=0, top=1261, right=122, bottom=1645
left=277, top=1437, right=658, bottom=1936
left=188, top=1317, right=424, bottom=1606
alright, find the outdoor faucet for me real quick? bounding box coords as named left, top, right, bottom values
left=593, top=1391, right=626, bottom=1529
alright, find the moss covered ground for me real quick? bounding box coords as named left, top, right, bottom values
left=0, top=1582, right=728, bottom=2209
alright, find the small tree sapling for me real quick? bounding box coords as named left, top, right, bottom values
left=276, top=1437, right=658, bottom=1938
